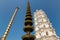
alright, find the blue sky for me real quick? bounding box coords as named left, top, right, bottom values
left=0, top=0, right=60, bottom=40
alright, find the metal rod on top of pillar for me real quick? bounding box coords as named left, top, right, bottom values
left=2, top=7, right=19, bottom=40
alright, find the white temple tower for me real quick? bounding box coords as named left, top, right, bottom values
left=34, top=9, right=60, bottom=40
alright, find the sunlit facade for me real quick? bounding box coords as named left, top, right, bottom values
left=34, top=9, right=60, bottom=40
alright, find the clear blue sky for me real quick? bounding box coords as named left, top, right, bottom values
left=0, top=0, right=60, bottom=40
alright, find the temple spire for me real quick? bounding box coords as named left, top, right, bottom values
left=22, top=1, right=35, bottom=40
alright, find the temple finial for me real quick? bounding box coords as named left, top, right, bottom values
left=26, top=0, right=31, bottom=13
left=22, top=1, right=35, bottom=40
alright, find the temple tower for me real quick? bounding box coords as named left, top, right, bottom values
left=34, top=9, right=60, bottom=40
left=22, top=1, right=35, bottom=40
left=2, top=7, right=19, bottom=40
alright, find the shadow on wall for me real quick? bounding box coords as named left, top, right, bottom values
left=0, top=37, right=2, bottom=40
